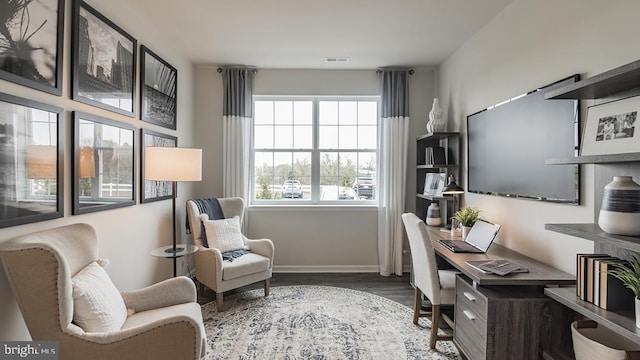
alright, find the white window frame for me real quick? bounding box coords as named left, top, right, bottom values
left=250, top=95, right=380, bottom=206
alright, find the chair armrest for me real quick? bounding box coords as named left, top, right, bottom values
left=121, top=276, right=196, bottom=313
left=244, top=238, right=274, bottom=262
left=194, top=246, right=223, bottom=287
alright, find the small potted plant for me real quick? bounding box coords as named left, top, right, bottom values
left=609, top=255, right=640, bottom=328
left=452, top=207, right=480, bottom=239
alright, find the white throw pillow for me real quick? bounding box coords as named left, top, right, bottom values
left=72, top=261, right=128, bottom=333
left=202, top=216, right=246, bottom=253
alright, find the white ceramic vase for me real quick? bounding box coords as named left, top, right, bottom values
left=461, top=225, right=472, bottom=239
left=426, top=98, right=445, bottom=133
left=426, top=203, right=442, bottom=226
left=598, top=176, right=640, bottom=236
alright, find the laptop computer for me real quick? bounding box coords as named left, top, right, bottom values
left=439, top=219, right=501, bottom=253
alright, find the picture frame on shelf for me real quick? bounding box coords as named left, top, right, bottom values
left=140, top=128, right=177, bottom=203
left=581, top=95, right=640, bottom=156
left=423, top=172, right=447, bottom=197
left=72, top=111, right=136, bottom=215
left=71, top=0, right=136, bottom=117
left=0, top=92, right=64, bottom=228
left=0, top=0, right=65, bottom=95
left=140, top=46, right=177, bottom=130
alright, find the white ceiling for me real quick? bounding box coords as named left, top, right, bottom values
left=123, top=0, right=513, bottom=69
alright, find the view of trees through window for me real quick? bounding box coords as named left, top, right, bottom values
left=253, top=98, right=378, bottom=202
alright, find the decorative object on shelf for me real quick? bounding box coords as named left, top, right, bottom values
left=426, top=98, right=445, bottom=133
left=609, top=254, right=640, bottom=329
left=0, top=0, right=64, bottom=95
left=580, top=95, right=640, bottom=156
left=145, top=147, right=202, bottom=277
left=424, top=146, right=446, bottom=165
left=140, top=46, right=178, bottom=130
left=423, top=172, right=447, bottom=197
left=571, top=320, right=640, bottom=359
left=452, top=207, right=480, bottom=239
left=425, top=203, right=442, bottom=226
left=598, top=176, right=640, bottom=236
left=72, top=0, right=137, bottom=117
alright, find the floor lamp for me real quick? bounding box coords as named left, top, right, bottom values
left=442, top=175, right=464, bottom=229
left=145, top=147, right=202, bottom=277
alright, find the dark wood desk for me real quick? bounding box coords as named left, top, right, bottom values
left=425, top=227, right=575, bottom=360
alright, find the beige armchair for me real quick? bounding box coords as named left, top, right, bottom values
left=0, top=223, right=206, bottom=360
left=186, top=197, right=274, bottom=311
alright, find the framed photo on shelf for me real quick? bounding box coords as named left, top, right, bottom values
left=72, top=0, right=136, bottom=117
left=140, top=46, right=177, bottom=130
left=0, top=92, right=64, bottom=228
left=140, top=128, right=177, bottom=203
left=0, top=0, right=64, bottom=95
left=581, top=95, right=640, bottom=156
left=423, top=172, right=447, bottom=197
left=73, top=111, right=136, bottom=215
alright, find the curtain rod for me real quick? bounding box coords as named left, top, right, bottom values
left=217, top=67, right=258, bottom=74
left=376, top=69, right=414, bottom=75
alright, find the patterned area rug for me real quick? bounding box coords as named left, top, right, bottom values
left=201, top=285, right=460, bottom=359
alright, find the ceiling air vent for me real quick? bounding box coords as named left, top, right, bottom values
left=325, top=57, right=350, bottom=63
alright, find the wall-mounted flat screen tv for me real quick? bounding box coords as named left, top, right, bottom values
left=467, top=75, right=580, bottom=204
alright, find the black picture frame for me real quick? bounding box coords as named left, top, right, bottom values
left=140, top=128, right=177, bottom=203
left=71, top=0, right=136, bottom=117
left=0, top=92, right=64, bottom=228
left=72, top=111, right=136, bottom=214
left=140, top=46, right=177, bottom=130
left=0, top=0, right=65, bottom=95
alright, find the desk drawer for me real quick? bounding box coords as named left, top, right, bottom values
left=455, top=275, right=488, bottom=360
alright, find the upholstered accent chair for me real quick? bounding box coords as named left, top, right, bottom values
left=186, top=197, right=274, bottom=311
left=0, top=223, right=206, bottom=360
left=402, top=212, right=457, bottom=349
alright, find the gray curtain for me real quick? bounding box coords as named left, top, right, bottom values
left=378, top=68, right=411, bottom=276
left=220, top=67, right=255, bottom=203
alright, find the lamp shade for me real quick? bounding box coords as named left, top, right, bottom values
left=145, top=147, right=202, bottom=181
left=442, top=175, right=464, bottom=194
left=79, top=147, right=96, bottom=179
left=26, top=145, right=57, bottom=179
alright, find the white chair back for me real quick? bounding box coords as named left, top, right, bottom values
left=402, top=212, right=442, bottom=304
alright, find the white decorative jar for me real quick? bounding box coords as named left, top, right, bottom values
left=461, top=225, right=472, bottom=240
left=571, top=320, right=640, bottom=360
left=426, top=98, right=445, bottom=133
left=598, top=176, right=640, bottom=236
left=426, top=203, right=442, bottom=226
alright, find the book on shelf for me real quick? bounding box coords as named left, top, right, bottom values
left=598, top=259, right=634, bottom=311
left=587, top=255, right=617, bottom=303
left=425, top=146, right=446, bottom=165
left=576, top=254, right=609, bottom=301
left=592, top=256, right=619, bottom=306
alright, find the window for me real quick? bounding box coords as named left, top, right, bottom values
left=252, top=97, right=378, bottom=204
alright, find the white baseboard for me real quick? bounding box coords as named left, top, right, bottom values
left=273, top=265, right=380, bottom=273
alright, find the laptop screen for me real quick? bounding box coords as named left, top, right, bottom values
left=465, top=219, right=501, bottom=251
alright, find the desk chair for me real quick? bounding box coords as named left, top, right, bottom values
left=402, top=212, right=457, bottom=349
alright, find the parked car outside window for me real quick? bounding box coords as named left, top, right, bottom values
left=320, top=186, right=359, bottom=201
left=352, top=177, right=375, bottom=199
left=282, top=180, right=303, bottom=198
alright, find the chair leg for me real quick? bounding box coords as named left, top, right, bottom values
left=413, top=287, right=422, bottom=325
left=430, top=305, right=440, bottom=349
left=216, top=292, right=224, bottom=312
left=264, top=278, right=270, bottom=297
left=199, top=283, right=205, bottom=296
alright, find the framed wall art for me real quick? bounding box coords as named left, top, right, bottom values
left=0, top=92, right=63, bottom=228
left=72, top=0, right=136, bottom=117
left=581, top=95, right=640, bottom=156
left=140, top=128, right=177, bottom=203
left=140, top=46, right=177, bottom=129
left=73, top=111, right=136, bottom=214
left=423, top=172, right=447, bottom=197
left=0, top=0, right=65, bottom=95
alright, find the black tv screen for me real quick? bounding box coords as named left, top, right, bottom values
left=467, top=75, right=580, bottom=204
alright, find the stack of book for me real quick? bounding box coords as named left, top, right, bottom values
left=425, top=146, right=446, bottom=165
left=576, top=254, right=634, bottom=311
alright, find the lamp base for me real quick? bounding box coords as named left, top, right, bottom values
left=164, top=247, right=185, bottom=254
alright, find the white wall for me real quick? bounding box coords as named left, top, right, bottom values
left=438, top=0, right=640, bottom=274
left=0, top=0, right=196, bottom=340
left=194, top=68, right=436, bottom=271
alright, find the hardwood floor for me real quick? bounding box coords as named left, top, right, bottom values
left=197, top=272, right=415, bottom=307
